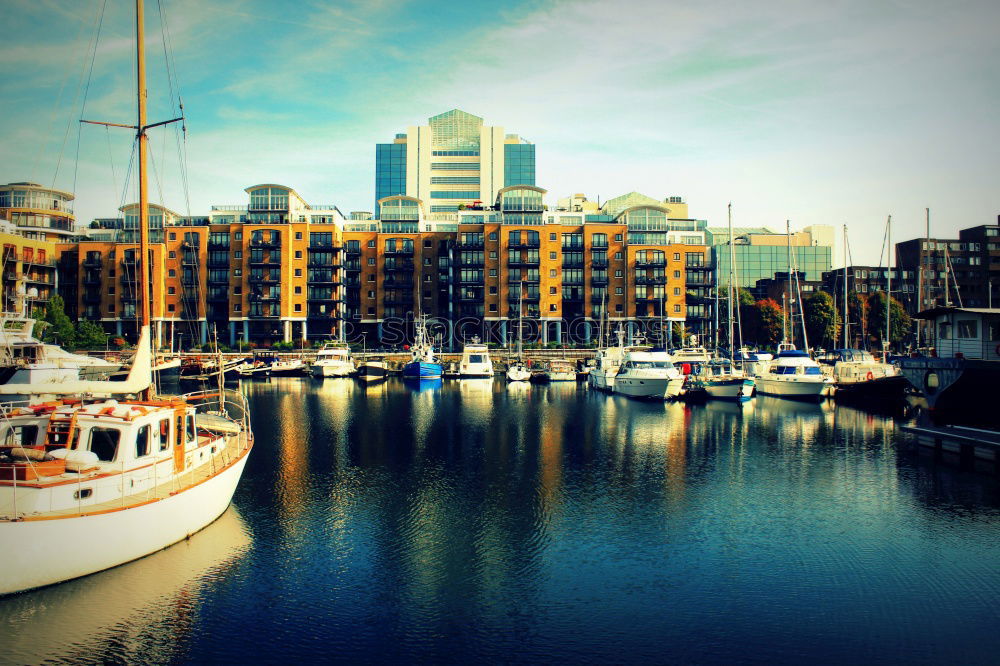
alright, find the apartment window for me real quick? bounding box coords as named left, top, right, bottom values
left=234, top=286, right=242, bottom=295
left=674, top=304, right=681, bottom=313
left=294, top=268, right=302, bottom=277
left=673, top=253, right=680, bottom=261
left=550, top=286, right=557, bottom=294
left=368, top=290, right=375, bottom=298
left=615, top=252, right=623, bottom=260
left=674, top=287, right=681, bottom=296
left=616, top=303, right=623, bottom=312
left=234, top=303, right=241, bottom=312
left=424, top=290, right=432, bottom=298
left=489, top=286, right=497, bottom=295
left=168, top=269, right=175, bottom=277
left=295, top=250, right=302, bottom=259
left=674, top=270, right=681, bottom=278
left=367, top=258, right=375, bottom=265
left=424, top=274, right=432, bottom=282
left=367, top=274, right=375, bottom=282
left=615, top=234, right=623, bottom=242
left=424, top=258, right=432, bottom=266
left=616, top=287, right=623, bottom=295
left=169, top=251, right=176, bottom=259
left=294, top=286, right=302, bottom=294
left=489, top=232, right=497, bottom=241
left=295, top=232, right=302, bottom=240
left=424, top=239, right=432, bottom=248
left=367, top=307, right=375, bottom=315
left=108, top=286, right=115, bottom=295
left=550, top=233, right=557, bottom=241
left=490, top=251, right=497, bottom=259
left=167, top=286, right=175, bottom=295
left=294, top=303, right=302, bottom=312
left=615, top=270, right=623, bottom=278
left=549, top=304, right=557, bottom=312
left=169, top=232, right=176, bottom=240
left=367, top=240, right=375, bottom=248
left=550, top=269, right=557, bottom=277
left=234, top=250, right=242, bottom=259
left=234, top=232, right=242, bottom=241
left=550, top=252, right=557, bottom=259
left=489, top=269, right=497, bottom=277
left=108, top=304, right=115, bottom=313
left=489, top=303, right=497, bottom=312
left=166, top=304, right=174, bottom=313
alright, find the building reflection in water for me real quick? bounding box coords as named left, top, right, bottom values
left=0, top=507, right=252, bottom=664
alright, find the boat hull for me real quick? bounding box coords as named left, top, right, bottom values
left=613, top=376, right=685, bottom=400
left=589, top=369, right=616, bottom=391
left=402, top=361, right=442, bottom=380
left=834, top=374, right=909, bottom=402
left=357, top=364, right=387, bottom=381
left=311, top=363, right=354, bottom=377
left=755, top=377, right=826, bottom=400
left=506, top=367, right=531, bottom=382
left=704, top=378, right=755, bottom=401
left=0, top=446, right=250, bottom=597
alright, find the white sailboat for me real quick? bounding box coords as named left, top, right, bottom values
left=506, top=281, right=531, bottom=382
left=0, top=0, right=253, bottom=596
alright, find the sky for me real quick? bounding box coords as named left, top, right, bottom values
left=1, top=0, right=998, bottom=266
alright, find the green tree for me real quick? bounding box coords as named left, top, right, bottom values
left=846, top=292, right=870, bottom=348
left=75, top=319, right=108, bottom=349
left=804, top=290, right=840, bottom=348
left=867, top=291, right=911, bottom=350
left=755, top=299, right=784, bottom=348
left=38, top=295, right=76, bottom=349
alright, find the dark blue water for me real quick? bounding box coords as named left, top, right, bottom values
left=3, top=378, right=1000, bottom=664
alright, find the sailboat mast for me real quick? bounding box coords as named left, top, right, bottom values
left=842, top=225, right=848, bottom=349
left=727, top=203, right=735, bottom=355
left=135, top=0, right=153, bottom=400
left=786, top=219, right=792, bottom=346
left=886, top=215, right=891, bottom=359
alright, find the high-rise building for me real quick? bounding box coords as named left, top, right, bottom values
left=710, top=225, right=833, bottom=289
left=375, top=109, right=535, bottom=217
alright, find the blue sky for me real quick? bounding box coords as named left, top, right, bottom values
left=2, top=0, right=998, bottom=264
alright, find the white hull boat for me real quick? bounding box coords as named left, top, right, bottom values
left=459, top=342, right=494, bottom=378
left=612, top=349, right=685, bottom=400
left=311, top=344, right=354, bottom=377
left=506, top=364, right=531, bottom=382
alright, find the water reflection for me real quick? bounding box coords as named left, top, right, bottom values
left=0, top=508, right=252, bottom=664
left=6, top=379, right=1000, bottom=663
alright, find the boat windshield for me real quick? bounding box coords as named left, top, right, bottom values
left=469, top=354, right=484, bottom=363
left=630, top=361, right=673, bottom=369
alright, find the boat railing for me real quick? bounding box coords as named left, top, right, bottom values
left=182, top=389, right=253, bottom=448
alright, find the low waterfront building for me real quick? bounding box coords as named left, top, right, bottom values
left=0, top=218, right=58, bottom=314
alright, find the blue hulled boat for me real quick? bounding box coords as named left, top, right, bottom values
left=402, top=316, right=443, bottom=380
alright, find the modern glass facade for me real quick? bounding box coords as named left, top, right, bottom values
left=375, top=143, right=406, bottom=216
left=714, top=245, right=832, bottom=289
left=504, top=143, right=535, bottom=187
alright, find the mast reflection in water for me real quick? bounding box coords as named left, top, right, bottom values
left=3, top=378, right=1000, bottom=663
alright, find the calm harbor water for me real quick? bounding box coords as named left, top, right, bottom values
left=3, top=378, right=1000, bottom=664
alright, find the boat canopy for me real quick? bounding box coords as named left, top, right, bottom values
left=775, top=350, right=810, bottom=359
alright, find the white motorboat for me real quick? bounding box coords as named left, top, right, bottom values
left=311, top=344, right=354, bottom=377
left=671, top=347, right=711, bottom=370
left=755, top=347, right=827, bottom=400
left=535, top=359, right=576, bottom=382
left=612, top=349, right=685, bottom=400
left=357, top=358, right=388, bottom=382
left=458, top=339, right=494, bottom=378
left=589, top=328, right=627, bottom=392
left=696, top=359, right=755, bottom=401
left=0, top=314, right=120, bottom=386
left=268, top=357, right=308, bottom=376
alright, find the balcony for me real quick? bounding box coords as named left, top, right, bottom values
left=508, top=293, right=540, bottom=303
left=563, top=277, right=584, bottom=286
left=308, top=241, right=336, bottom=251
left=457, top=275, right=484, bottom=285
left=249, top=255, right=281, bottom=266
left=459, top=293, right=484, bottom=303
left=591, top=294, right=608, bottom=304
left=344, top=261, right=362, bottom=272
left=635, top=260, right=666, bottom=268
left=248, top=310, right=280, bottom=319
left=591, top=275, right=609, bottom=286
left=207, top=257, right=229, bottom=268
left=249, top=237, right=281, bottom=249
left=384, top=259, right=415, bottom=272
left=207, top=291, right=228, bottom=302
left=248, top=273, right=279, bottom=284
left=208, top=240, right=230, bottom=250
left=83, top=291, right=102, bottom=304
left=635, top=276, right=667, bottom=285
left=249, top=293, right=281, bottom=303
left=507, top=257, right=539, bottom=267
left=563, top=293, right=584, bottom=302
left=458, top=259, right=485, bottom=268
left=344, top=247, right=361, bottom=257
left=384, top=246, right=414, bottom=256
left=562, top=259, right=585, bottom=269
left=591, top=257, right=609, bottom=268
left=83, top=273, right=102, bottom=286
left=457, top=241, right=484, bottom=250
left=207, top=274, right=229, bottom=285
left=83, top=257, right=103, bottom=269
left=384, top=295, right=415, bottom=307
left=383, top=276, right=413, bottom=288
left=508, top=240, right=540, bottom=249
left=121, top=256, right=140, bottom=269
